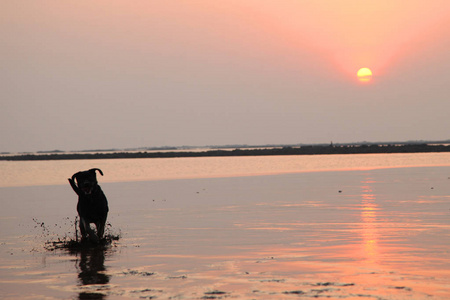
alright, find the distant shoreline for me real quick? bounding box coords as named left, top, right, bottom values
left=2, top=143, right=450, bottom=161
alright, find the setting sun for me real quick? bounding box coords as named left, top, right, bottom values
left=357, top=68, right=373, bottom=83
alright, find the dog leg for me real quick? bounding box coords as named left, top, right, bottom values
left=80, top=217, right=99, bottom=243
left=96, top=223, right=104, bottom=240
left=96, top=216, right=108, bottom=240
left=79, top=217, right=87, bottom=241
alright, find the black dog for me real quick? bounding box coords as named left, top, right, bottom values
left=68, top=168, right=109, bottom=243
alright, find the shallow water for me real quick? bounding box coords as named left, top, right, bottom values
left=1, top=155, right=450, bottom=299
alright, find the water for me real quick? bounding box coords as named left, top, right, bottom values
left=1, top=153, right=450, bottom=299
left=1, top=152, right=450, bottom=187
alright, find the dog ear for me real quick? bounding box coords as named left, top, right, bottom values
left=89, top=168, right=104, bottom=176
left=69, top=173, right=82, bottom=195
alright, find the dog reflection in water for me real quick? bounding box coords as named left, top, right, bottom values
left=75, top=246, right=110, bottom=300
left=69, top=168, right=109, bottom=243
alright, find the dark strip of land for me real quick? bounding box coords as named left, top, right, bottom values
left=1, top=143, right=450, bottom=161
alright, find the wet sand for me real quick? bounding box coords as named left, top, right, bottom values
left=1, top=166, right=450, bottom=299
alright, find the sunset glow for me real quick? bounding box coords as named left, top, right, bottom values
left=2, top=0, right=450, bottom=152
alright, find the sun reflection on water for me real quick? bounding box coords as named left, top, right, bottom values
left=360, top=178, right=380, bottom=265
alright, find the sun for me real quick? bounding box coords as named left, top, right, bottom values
left=357, top=68, right=373, bottom=83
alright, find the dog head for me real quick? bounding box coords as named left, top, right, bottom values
left=71, top=168, right=103, bottom=195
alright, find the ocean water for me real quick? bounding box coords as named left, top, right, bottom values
left=1, top=153, right=450, bottom=299
left=1, top=152, right=450, bottom=187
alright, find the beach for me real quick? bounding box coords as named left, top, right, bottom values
left=1, top=154, right=450, bottom=299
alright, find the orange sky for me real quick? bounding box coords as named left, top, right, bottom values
left=210, top=1, right=450, bottom=80
left=2, top=1, right=450, bottom=152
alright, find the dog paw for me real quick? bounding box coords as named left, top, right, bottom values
left=89, top=235, right=100, bottom=244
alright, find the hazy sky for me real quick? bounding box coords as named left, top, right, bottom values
left=2, top=1, right=450, bottom=153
